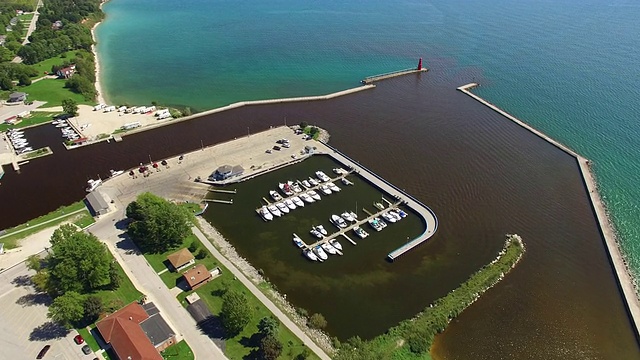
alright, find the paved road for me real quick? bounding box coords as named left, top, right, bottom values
left=191, top=226, right=332, bottom=360
left=89, top=212, right=229, bottom=360
left=11, top=0, right=43, bottom=63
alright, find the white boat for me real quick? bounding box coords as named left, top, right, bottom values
left=276, top=202, right=290, bottom=214
left=353, top=226, right=369, bottom=239
left=382, top=212, right=397, bottom=223
left=267, top=204, right=281, bottom=217
left=368, top=218, right=384, bottom=232
left=349, top=211, right=358, bottom=220
left=341, top=211, right=356, bottom=223
left=374, top=202, right=385, bottom=210
left=389, top=210, right=402, bottom=221
left=8, top=130, right=24, bottom=135
left=13, top=143, right=28, bottom=149
left=291, top=181, right=303, bottom=193
left=330, top=214, right=347, bottom=228
left=301, top=180, right=311, bottom=188
left=86, top=178, right=102, bottom=192
left=55, top=123, right=68, bottom=128
left=10, top=133, right=24, bottom=139
left=110, top=170, right=124, bottom=177
left=341, top=178, right=354, bottom=186
left=278, top=182, right=294, bottom=196
left=314, top=225, right=328, bottom=236
left=292, top=196, right=304, bottom=207
left=269, top=190, right=283, bottom=202
left=319, top=185, right=332, bottom=195
left=329, top=239, right=343, bottom=251
left=293, top=234, right=305, bottom=248
left=333, top=168, right=347, bottom=175
left=260, top=206, right=274, bottom=221
left=304, top=249, right=318, bottom=261
left=308, top=177, right=319, bottom=186
left=315, top=171, right=331, bottom=182
left=321, top=242, right=337, bottom=255
left=310, top=228, right=324, bottom=239
left=313, top=245, right=328, bottom=261
left=284, top=198, right=296, bottom=210
left=300, top=193, right=314, bottom=203
left=17, top=147, right=33, bottom=154
left=328, top=182, right=341, bottom=192
left=308, top=190, right=321, bottom=201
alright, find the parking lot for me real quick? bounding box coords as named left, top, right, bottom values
left=0, top=263, right=99, bottom=359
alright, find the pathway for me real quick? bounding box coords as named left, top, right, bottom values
left=191, top=226, right=332, bottom=360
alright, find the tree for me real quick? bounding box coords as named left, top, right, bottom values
left=195, top=248, right=207, bottom=260
left=47, top=225, right=111, bottom=294
left=308, top=313, right=327, bottom=329
left=108, top=261, right=121, bottom=290
left=188, top=241, right=199, bottom=253
left=61, top=98, right=78, bottom=116
left=407, top=331, right=430, bottom=354
left=259, top=334, right=283, bottom=360
left=295, top=348, right=311, bottom=360
left=83, top=295, right=103, bottom=323
left=48, top=291, right=85, bottom=328
left=17, top=73, right=31, bottom=86
left=26, top=254, right=42, bottom=271
left=299, top=121, right=308, bottom=129
left=31, top=270, right=51, bottom=293
left=258, top=316, right=279, bottom=338
left=220, top=290, right=252, bottom=337
left=126, top=193, right=191, bottom=253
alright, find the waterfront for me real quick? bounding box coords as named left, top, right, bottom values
left=0, top=71, right=637, bottom=357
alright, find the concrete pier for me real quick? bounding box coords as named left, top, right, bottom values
left=457, top=82, right=640, bottom=340
left=362, top=68, right=429, bottom=84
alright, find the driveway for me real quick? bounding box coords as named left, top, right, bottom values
left=0, top=263, right=97, bottom=359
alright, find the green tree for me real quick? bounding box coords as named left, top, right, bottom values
left=308, top=313, right=327, bottom=329
left=26, top=254, right=42, bottom=271
left=0, top=76, right=13, bottom=91
left=259, top=334, right=283, bottom=360
left=188, top=241, right=199, bottom=253
left=195, top=248, right=207, bottom=260
left=47, top=225, right=111, bottom=294
left=17, top=73, right=31, bottom=86
left=47, top=291, right=85, bottom=328
left=83, top=295, right=103, bottom=323
left=407, top=331, right=430, bottom=354
left=61, top=98, right=78, bottom=116
left=220, top=290, right=252, bottom=337
left=126, top=192, right=191, bottom=253
left=258, top=316, right=279, bottom=338
left=108, top=261, right=121, bottom=290
left=31, top=270, right=51, bottom=293
left=299, top=121, right=308, bottom=129
left=295, top=348, right=311, bottom=360
left=50, top=224, right=78, bottom=246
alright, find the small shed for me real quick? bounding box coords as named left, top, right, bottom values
left=208, top=164, right=244, bottom=181
left=166, top=248, right=194, bottom=272
left=8, top=92, right=26, bottom=103
left=183, top=264, right=212, bottom=290
left=85, top=191, right=109, bottom=216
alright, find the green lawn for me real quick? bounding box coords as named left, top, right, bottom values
left=161, top=340, right=194, bottom=360
left=0, top=111, right=61, bottom=132
left=19, top=78, right=93, bottom=107
left=29, top=51, right=79, bottom=77
left=78, top=327, right=100, bottom=352
left=176, top=263, right=317, bottom=360
left=90, top=255, right=143, bottom=306
left=0, top=201, right=89, bottom=249
left=73, top=213, right=96, bottom=229
left=19, top=13, right=34, bottom=22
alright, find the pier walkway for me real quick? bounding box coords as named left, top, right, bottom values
left=362, top=68, right=428, bottom=84
left=313, top=142, right=438, bottom=261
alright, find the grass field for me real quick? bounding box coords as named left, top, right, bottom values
left=29, top=51, right=79, bottom=77
left=77, top=327, right=100, bottom=352
left=161, top=340, right=194, bottom=360
left=0, top=111, right=61, bottom=132
left=19, top=79, right=93, bottom=107
left=0, top=201, right=89, bottom=249
left=176, top=259, right=318, bottom=360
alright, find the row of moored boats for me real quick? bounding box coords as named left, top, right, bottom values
left=6, top=129, right=33, bottom=154
left=259, top=170, right=352, bottom=221
left=53, top=119, right=82, bottom=142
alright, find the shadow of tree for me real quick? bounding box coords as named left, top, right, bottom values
left=115, top=234, right=141, bottom=256
left=11, top=274, right=33, bottom=287
left=114, top=218, right=130, bottom=231
left=197, top=316, right=226, bottom=339
left=239, top=332, right=262, bottom=348
left=16, top=292, right=52, bottom=307
left=29, top=321, right=69, bottom=341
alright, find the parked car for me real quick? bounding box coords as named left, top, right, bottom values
left=82, top=345, right=91, bottom=355
left=272, top=145, right=281, bottom=151
left=36, top=345, right=50, bottom=359
left=74, top=334, right=84, bottom=345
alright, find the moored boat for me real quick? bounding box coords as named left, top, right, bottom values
left=341, top=177, right=354, bottom=186
left=319, top=185, right=332, bottom=195
left=368, top=218, right=384, bottom=232
left=293, top=234, right=305, bottom=248
left=86, top=178, right=102, bottom=192
left=333, top=168, right=348, bottom=175
left=276, top=202, right=290, bottom=214
left=397, top=209, right=408, bottom=218
left=267, top=204, right=282, bottom=217
left=300, top=193, right=314, bottom=203
left=322, top=242, right=337, bottom=255
left=308, top=177, right=319, bottom=186
left=269, top=190, right=283, bottom=201
left=301, top=179, right=311, bottom=188
left=330, top=214, right=347, bottom=228
left=308, top=190, right=321, bottom=201
left=382, top=211, right=397, bottom=223
left=341, top=211, right=356, bottom=223
left=314, top=225, right=328, bottom=236
left=292, top=196, right=304, bottom=207
left=284, top=198, right=296, bottom=210
left=315, top=171, right=331, bottom=182
left=260, top=206, right=274, bottom=221
left=389, top=209, right=402, bottom=221
left=373, top=202, right=385, bottom=210
left=310, top=228, right=324, bottom=239
left=329, top=239, right=343, bottom=251
left=279, top=182, right=294, bottom=196
left=110, top=169, right=124, bottom=177
left=291, top=181, right=303, bottom=193
left=353, top=226, right=369, bottom=239
left=313, top=245, right=328, bottom=261
left=328, top=182, right=341, bottom=192
left=304, top=249, right=319, bottom=261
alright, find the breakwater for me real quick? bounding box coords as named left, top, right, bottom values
left=457, top=82, right=640, bottom=340
left=362, top=68, right=429, bottom=84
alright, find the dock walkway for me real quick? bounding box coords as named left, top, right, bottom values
left=362, top=68, right=428, bottom=84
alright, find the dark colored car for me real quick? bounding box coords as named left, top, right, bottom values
left=272, top=145, right=281, bottom=151
left=73, top=334, right=84, bottom=345
left=81, top=345, right=91, bottom=355
left=36, top=345, right=50, bottom=359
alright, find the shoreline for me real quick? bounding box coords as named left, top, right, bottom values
left=457, top=82, right=640, bottom=340
left=91, top=1, right=107, bottom=105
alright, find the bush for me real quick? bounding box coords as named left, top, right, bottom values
left=195, top=248, right=207, bottom=260
left=188, top=242, right=199, bottom=253
left=308, top=313, right=327, bottom=329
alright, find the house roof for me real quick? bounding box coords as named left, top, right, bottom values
left=183, top=264, right=211, bottom=288
left=166, top=248, right=194, bottom=268
left=96, top=302, right=162, bottom=360
left=86, top=191, right=109, bottom=212
left=140, top=314, right=175, bottom=347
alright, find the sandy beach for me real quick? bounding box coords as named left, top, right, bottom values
left=91, top=2, right=107, bottom=105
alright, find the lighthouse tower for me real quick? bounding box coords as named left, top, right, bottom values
left=417, top=58, right=423, bottom=70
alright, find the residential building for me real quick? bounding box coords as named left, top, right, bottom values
left=166, top=248, right=195, bottom=272
left=183, top=264, right=213, bottom=290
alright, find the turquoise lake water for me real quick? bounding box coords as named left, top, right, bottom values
left=96, top=0, right=640, bottom=349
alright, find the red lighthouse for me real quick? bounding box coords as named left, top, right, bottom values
left=417, top=58, right=423, bottom=70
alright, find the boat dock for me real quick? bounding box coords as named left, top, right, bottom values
left=203, top=198, right=233, bottom=205
left=362, top=68, right=428, bottom=85
left=313, top=142, right=438, bottom=261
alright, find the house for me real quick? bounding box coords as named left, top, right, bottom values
left=8, top=92, right=26, bottom=103
left=0, top=35, right=6, bottom=46
left=96, top=302, right=176, bottom=360
left=208, top=164, right=244, bottom=181
left=166, top=248, right=195, bottom=272
left=85, top=191, right=110, bottom=216
left=52, top=20, right=63, bottom=30
left=56, top=65, right=75, bottom=79
left=182, top=264, right=212, bottom=290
